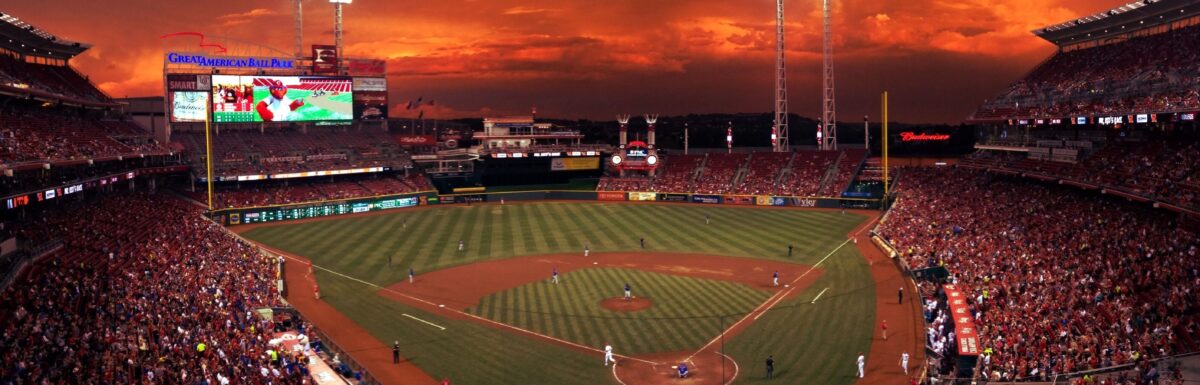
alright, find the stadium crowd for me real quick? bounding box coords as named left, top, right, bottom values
left=599, top=150, right=864, bottom=196
left=963, top=136, right=1200, bottom=211
left=974, top=23, right=1200, bottom=120
left=0, top=193, right=310, bottom=384
left=189, top=173, right=435, bottom=209
left=0, top=104, right=165, bottom=165
left=879, top=167, right=1199, bottom=382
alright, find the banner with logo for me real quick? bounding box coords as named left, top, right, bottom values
left=166, top=74, right=210, bottom=91
left=394, top=135, right=436, bottom=147
left=755, top=195, right=773, bottom=206
left=658, top=193, right=688, bottom=202
left=354, top=91, right=388, bottom=120
left=551, top=157, right=600, bottom=171
left=629, top=192, right=657, bottom=201
left=723, top=195, right=755, bottom=205
left=348, top=59, right=386, bottom=74
left=353, top=77, right=387, bottom=92
left=771, top=197, right=818, bottom=207
left=311, top=45, right=338, bottom=74
left=597, top=192, right=626, bottom=201
left=691, top=194, right=721, bottom=204
left=943, top=284, right=980, bottom=356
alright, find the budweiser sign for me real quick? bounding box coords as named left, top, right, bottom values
left=900, top=132, right=951, bottom=142
left=394, top=135, right=436, bottom=146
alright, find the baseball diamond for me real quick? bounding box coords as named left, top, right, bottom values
left=235, top=202, right=900, bottom=385
left=9, top=2, right=1199, bottom=385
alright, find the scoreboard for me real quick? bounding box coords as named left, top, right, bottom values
left=235, top=196, right=418, bottom=224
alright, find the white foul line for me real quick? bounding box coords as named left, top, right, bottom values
left=753, top=237, right=852, bottom=320
left=261, top=245, right=661, bottom=366
left=810, top=287, right=830, bottom=303
left=688, top=236, right=854, bottom=363
left=402, top=313, right=447, bottom=331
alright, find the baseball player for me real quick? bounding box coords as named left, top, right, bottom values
left=766, top=355, right=775, bottom=379
left=857, top=352, right=865, bottom=378
left=409, top=267, right=415, bottom=284
left=788, top=244, right=793, bottom=257
left=639, top=238, right=645, bottom=249
left=773, top=271, right=780, bottom=287
left=552, top=267, right=559, bottom=284
left=255, top=79, right=305, bottom=122
left=313, top=283, right=320, bottom=300
left=881, top=319, right=889, bottom=340
left=678, top=362, right=688, bottom=378
left=604, top=344, right=616, bottom=366
left=584, top=245, right=590, bottom=258
left=624, top=283, right=632, bottom=300
left=458, top=239, right=465, bottom=252
left=705, top=215, right=710, bottom=225
left=901, top=351, right=909, bottom=374
left=392, top=341, right=401, bottom=364
left=899, top=287, right=904, bottom=303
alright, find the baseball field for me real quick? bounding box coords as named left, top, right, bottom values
left=237, top=201, right=918, bottom=385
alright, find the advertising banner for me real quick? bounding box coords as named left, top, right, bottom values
left=771, top=197, right=818, bottom=207
left=211, top=75, right=353, bottom=122
left=597, top=192, right=627, bottom=201
left=943, top=284, right=980, bottom=357
left=551, top=157, right=600, bottom=171
left=394, top=135, right=437, bottom=147
left=348, top=59, right=386, bottom=74
left=691, top=194, right=721, bottom=204
left=311, top=45, right=338, bottom=74
left=170, top=91, right=209, bottom=122
left=629, top=192, right=657, bottom=201
left=658, top=193, right=689, bottom=202
left=353, top=91, right=388, bottom=120
left=353, top=77, right=387, bottom=92
left=755, top=195, right=773, bottom=206
left=723, top=195, right=755, bottom=205
left=166, top=74, right=210, bottom=91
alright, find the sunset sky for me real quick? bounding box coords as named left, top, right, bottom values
left=7, top=0, right=1128, bottom=123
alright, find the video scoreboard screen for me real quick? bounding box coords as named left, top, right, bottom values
left=237, top=196, right=418, bottom=224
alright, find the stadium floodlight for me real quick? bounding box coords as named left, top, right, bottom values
left=330, top=0, right=350, bottom=72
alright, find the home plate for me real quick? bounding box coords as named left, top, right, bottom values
left=785, top=284, right=790, bottom=287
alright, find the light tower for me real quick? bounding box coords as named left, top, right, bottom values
left=294, top=0, right=303, bottom=58
left=617, top=114, right=630, bottom=148
left=330, top=0, right=351, bottom=71
left=820, top=0, right=837, bottom=150
left=644, top=114, right=658, bottom=148
left=772, top=0, right=789, bottom=152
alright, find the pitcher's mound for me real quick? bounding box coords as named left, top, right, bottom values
left=601, top=297, right=653, bottom=312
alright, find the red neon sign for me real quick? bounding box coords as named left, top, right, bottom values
left=900, top=132, right=951, bottom=142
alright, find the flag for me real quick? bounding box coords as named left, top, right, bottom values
left=418, top=110, right=424, bottom=119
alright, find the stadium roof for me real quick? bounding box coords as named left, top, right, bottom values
left=0, top=11, right=90, bottom=59
left=1033, top=0, right=1200, bottom=47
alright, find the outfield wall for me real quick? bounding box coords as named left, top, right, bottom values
left=214, top=189, right=880, bottom=226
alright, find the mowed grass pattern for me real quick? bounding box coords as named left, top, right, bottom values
left=241, top=202, right=873, bottom=385
left=470, top=268, right=773, bottom=355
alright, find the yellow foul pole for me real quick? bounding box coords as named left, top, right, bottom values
left=205, top=98, right=214, bottom=210
left=882, top=91, right=889, bottom=198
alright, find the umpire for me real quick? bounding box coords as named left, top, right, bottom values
left=766, top=355, right=775, bottom=379
left=393, top=341, right=401, bottom=364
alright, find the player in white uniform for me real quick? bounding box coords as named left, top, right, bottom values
left=901, top=351, right=909, bottom=374
left=604, top=344, right=616, bottom=366
left=857, top=352, right=865, bottom=378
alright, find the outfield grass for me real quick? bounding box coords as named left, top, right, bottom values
left=241, top=202, right=874, bottom=385
left=470, top=267, right=773, bottom=355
